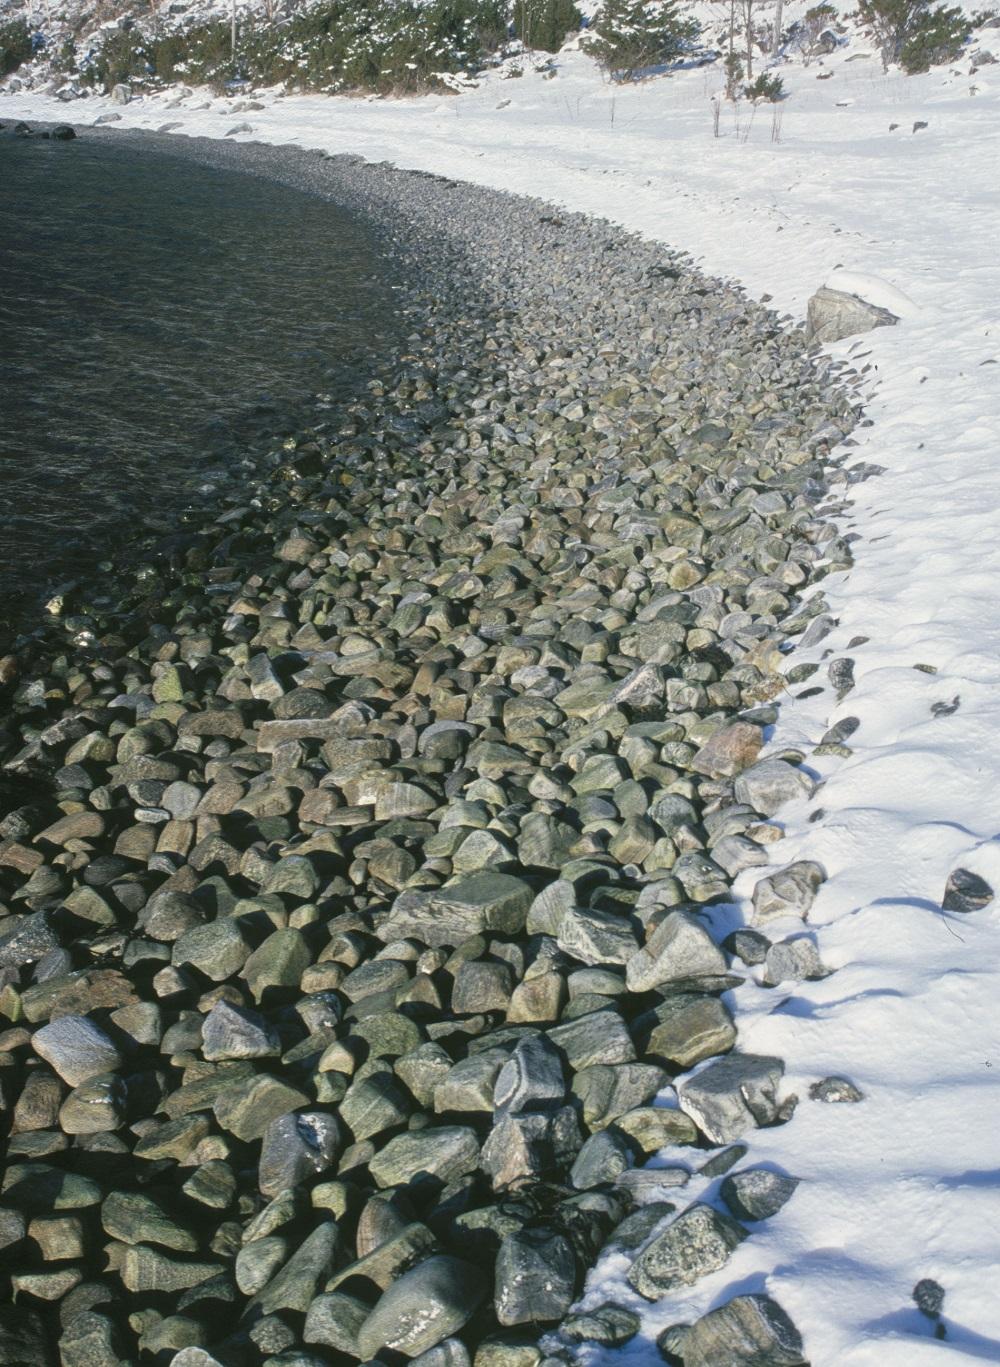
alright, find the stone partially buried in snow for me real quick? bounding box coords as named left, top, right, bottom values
left=357, top=1255, right=487, bottom=1358
left=734, top=759, right=816, bottom=816
left=721, top=1168, right=800, bottom=1222
left=678, top=1053, right=785, bottom=1144
left=752, top=861, right=826, bottom=925
left=682, top=1294, right=807, bottom=1366
left=942, top=868, right=994, bottom=913
left=806, top=285, right=899, bottom=344
left=626, top=1203, right=747, bottom=1299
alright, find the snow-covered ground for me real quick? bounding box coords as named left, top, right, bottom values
left=5, top=25, right=1000, bottom=1364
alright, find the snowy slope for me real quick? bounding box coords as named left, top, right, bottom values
left=5, top=21, right=1000, bottom=1365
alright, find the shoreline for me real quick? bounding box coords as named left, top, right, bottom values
left=0, top=121, right=863, bottom=1364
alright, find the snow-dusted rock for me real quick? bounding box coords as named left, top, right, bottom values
left=110, top=83, right=131, bottom=105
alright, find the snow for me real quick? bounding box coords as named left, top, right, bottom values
left=823, top=268, right=920, bottom=317
left=5, top=14, right=1000, bottom=1363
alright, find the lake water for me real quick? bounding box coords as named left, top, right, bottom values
left=0, top=130, right=397, bottom=638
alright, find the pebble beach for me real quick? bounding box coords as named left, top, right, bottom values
left=0, top=129, right=865, bottom=1366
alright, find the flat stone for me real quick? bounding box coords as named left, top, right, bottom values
left=548, top=1009, right=635, bottom=1069
left=380, top=873, right=534, bottom=946
left=562, top=1303, right=641, bottom=1346
left=626, top=1202, right=746, bottom=1299
left=101, top=1192, right=199, bottom=1252
left=122, top=1245, right=224, bottom=1293
left=556, top=907, right=639, bottom=967
left=613, top=1105, right=698, bottom=1155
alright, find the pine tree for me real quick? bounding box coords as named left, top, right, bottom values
left=587, top=0, right=699, bottom=81
left=855, top=0, right=970, bottom=71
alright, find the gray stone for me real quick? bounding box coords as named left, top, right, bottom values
left=752, top=861, right=826, bottom=925
left=682, top=1294, right=807, bottom=1365
left=341, top=1070, right=412, bottom=1139
left=303, top=1291, right=370, bottom=1354
left=721, top=1168, right=799, bottom=1222
left=571, top=1062, right=667, bottom=1129
left=626, top=910, right=727, bottom=993
left=678, top=1053, right=785, bottom=1143
left=556, top=907, right=638, bottom=966
left=570, top=1129, right=632, bottom=1189
left=111, top=82, right=131, bottom=104
left=762, top=936, right=825, bottom=985
left=493, top=1034, right=565, bottom=1117
left=943, top=868, right=994, bottom=913
left=201, top=1000, right=281, bottom=1060
left=548, top=1009, right=635, bottom=1069
left=258, top=1110, right=342, bottom=1196
left=253, top=1221, right=340, bottom=1314
left=809, top=1075, right=864, bottom=1103
left=636, top=995, right=736, bottom=1070
left=172, top=919, right=250, bottom=980
left=734, top=759, right=816, bottom=816
left=368, top=1126, right=480, bottom=1190
left=806, top=286, right=899, bottom=344
left=101, top=1190, right=197, bottom=1250
left=494, top=1227, right=576, bottom=1325
left=562, top=1303, right=640, bottom=1346
left=32, top=1015, right=122, bottom=1086
left=358, top=1255, right=487, bottom=1357
left=626, top=1202, right=746, bottom=1299
left=381, top=873, right=534, bottom=946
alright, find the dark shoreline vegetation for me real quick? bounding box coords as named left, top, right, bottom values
left=0, top=127, right=862, bottom=1365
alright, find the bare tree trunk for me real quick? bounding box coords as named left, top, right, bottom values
left=771, top=0, right=784, bottom=62
left=741, top=0, right=754, bottom=80
left=231, top=0, right=237, bottom=57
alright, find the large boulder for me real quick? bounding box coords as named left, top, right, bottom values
left=806, top=287, right=898, bottom=344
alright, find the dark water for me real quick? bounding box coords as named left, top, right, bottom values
left=0, top=132, right=396, bottom=633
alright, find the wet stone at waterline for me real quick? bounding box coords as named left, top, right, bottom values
left=0, top=132, right=859, bottom=1364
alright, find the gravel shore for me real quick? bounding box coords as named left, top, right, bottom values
left=0, top=127, right=862, bottom=1366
